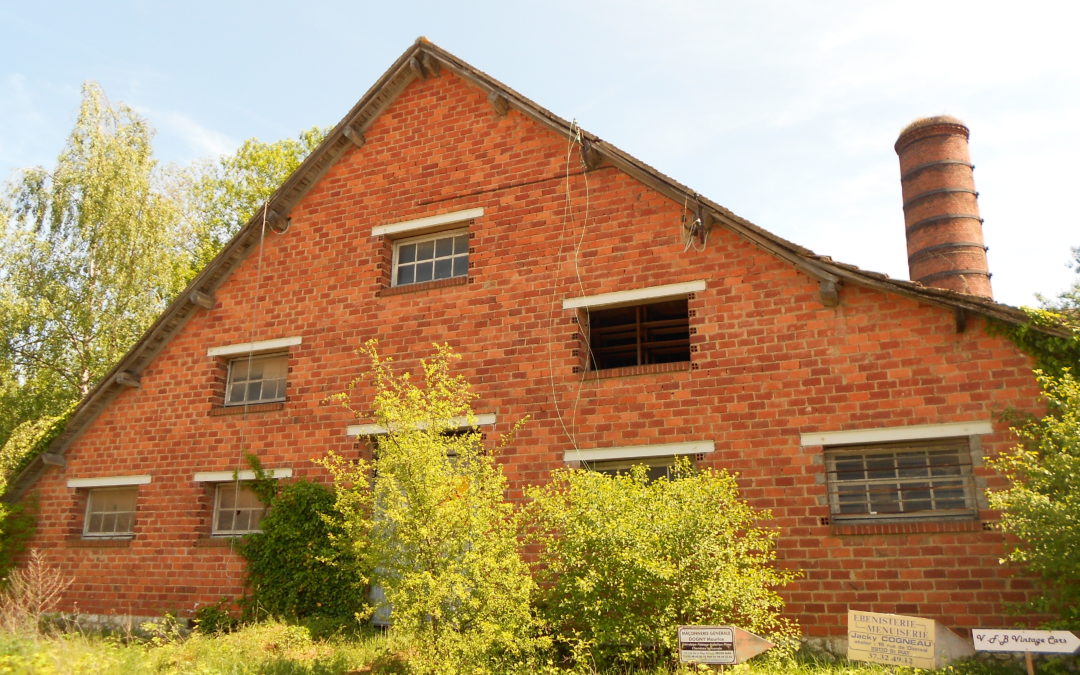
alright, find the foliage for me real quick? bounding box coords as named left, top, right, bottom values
left=525, top=458, right=801, bottom=669
left=988, top=308, right=1080, bottom=379
left=987, top=369, right=1080, bottom=627
left=0, top=549, right=73, bottom=636
left=322, top=341, right=539, bottom=672
left=0, top=83, right=192, bottom=408
left=236, top=479, right=368, bottom=625
left=183, top=126, right=326, bottom=269
left=1038, top=247, right=1080, bottom=318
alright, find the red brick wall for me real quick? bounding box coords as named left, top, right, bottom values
left=25, top=68, right=1043, bottom=636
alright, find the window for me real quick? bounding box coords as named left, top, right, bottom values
left=825, top=438, right=976, bottom=521
left=225, top=353, right=287, bottom=406
left=212, top=483, right=267, bottom=535
left=84, top=487, right=137, bottom=537
left=584, top=455, right=681, bottom=482
left=392, top=229, right=468, bottom=287
left=586, top=298, right=690, bottom=370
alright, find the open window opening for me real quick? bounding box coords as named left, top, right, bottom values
left=586, top=298, right=691, bottom=370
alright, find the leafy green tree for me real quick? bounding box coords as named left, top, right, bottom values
left=183, top=127, right=325, bottom=269
left=988, top=370, right=1080, bottom=627
left=525, top=459, right=800, bottom=668
left=322, top=341, right=538, bottom=672
left=0, top=83, right=190, bottom=448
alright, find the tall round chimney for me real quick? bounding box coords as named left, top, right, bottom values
left=894, top=116, right=992, bottom=298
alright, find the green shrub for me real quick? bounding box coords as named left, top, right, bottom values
left=525, top=459, right=801, bottom=668
left=323, top=341, right=540, bottom=672
left=236, top=479, right=367, bottom=625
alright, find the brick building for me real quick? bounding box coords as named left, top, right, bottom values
left=9, top=39, right=1051, bottom=640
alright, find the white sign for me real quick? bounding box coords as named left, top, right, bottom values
left=972, top=629, right=1080, bottom=654
left=678, top=626, right=735, bottom=665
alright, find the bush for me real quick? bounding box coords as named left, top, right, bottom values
left=323, top=341, right=540, bottom=672
left=236, top=479, right=368, bottom=626
left=988, top=369, right=1080, bottom=627
left=525, top=459, right=801, bottom=668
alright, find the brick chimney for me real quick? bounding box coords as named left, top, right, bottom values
left=894, top=116, right=992, bottom=298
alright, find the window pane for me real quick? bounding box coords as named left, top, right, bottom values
left=416, top=240, right=435, bottom=261
left=398, top=243, right=416, bottom=264
left=415, top=261, right=434, bottom=283
left=452, top=256, right=468, bottom=277
left=397, top=265, right=415, bottom=285
left=454, top=234, right=469, bottom=254
left=434, top=258, right=453, bottom=279
left=434, top=236, right=454, bottom=257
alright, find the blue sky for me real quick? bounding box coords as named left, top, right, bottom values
left=2, top=0, right=1077, bottom=307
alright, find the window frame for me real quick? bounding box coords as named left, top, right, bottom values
left=583, top=297, right=692, bottom=371
left=583, top=455, right=687, bottom=482
left=210, top=482, right=267, bottom=537
left=390, top=228, right=469, bottom=288
left=82, top=486, right=139, bottom=539
left=824, top=437, right=978, bottom=522
left=224, top=352, right=288, bottom=407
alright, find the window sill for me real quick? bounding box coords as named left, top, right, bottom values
left=583, top=361, right=691, bottom=379
left=209, top=401, right=285, bottom=417
left=379, top=275, right=468, bottom=297
left=193, top=535, right=250, bottom=548
left=830, top=518, right=981, bottom=536
left=67, top=536, right=133, bottom=548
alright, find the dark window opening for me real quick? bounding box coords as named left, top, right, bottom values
left=587, top=299, right=691, bottom=370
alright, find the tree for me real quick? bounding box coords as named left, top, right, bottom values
left=0, top=83, right=191, bottom=448
left=183, top=127, right=325, bottom=270
left=322, top=341, right=538, bottom=671
left=988, top=369, right=1080, bottom=627
left=525, top=460, right=801, bottom=669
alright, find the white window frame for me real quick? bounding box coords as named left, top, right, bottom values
left=224, top=352, right=288, bottom=406
left=390, top=228, right=469, bottom=287
left=192, top=469, right=291, bottom=537
left=210, top=482, right=267, bottom=536
left=82, top=486, right=139, bottom=538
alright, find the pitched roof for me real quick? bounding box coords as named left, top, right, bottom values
left=4, top=38, right=1056, bottom=499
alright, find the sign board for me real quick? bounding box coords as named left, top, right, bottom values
left=847, top=610, right=938, bottom=669
left=678, top=626, right=774, bottom=665
left=972, top=629, right=1080, bottom=654
left=679, top=626, right=735, bottom=665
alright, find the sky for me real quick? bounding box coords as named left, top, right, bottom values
left=1, top=0, right=1077, bottom=308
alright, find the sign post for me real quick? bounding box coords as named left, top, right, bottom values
left=972, top=629, right=1080, bottom=675
left=678, top=626, right=774, bottom=668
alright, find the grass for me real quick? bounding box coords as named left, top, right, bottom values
left=0, top=620, right=1048, bottom=674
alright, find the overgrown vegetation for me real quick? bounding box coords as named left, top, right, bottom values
left=987, top=369, right=1080, bottom=627
left=322, top=341, right=540, bottom=672
left=236, top=477, right=367, bottom=626
left=527, top=459, right=800, bottom=669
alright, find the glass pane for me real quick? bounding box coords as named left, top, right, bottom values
left=452, top=255, right=468, bottom=277
left=216, top=510, right=235, bottom=532
left=867, top=456, right=896, bottom=480
left=434, top=258, right=453, bottom=279
left=835, top=458, right=865, bottom=480
left=88, top=513, right=104, bottom=532
left=398, top=243, right=416, bottom=264
left=869, top=485, right=900, bottom=513
left=416, top=240, right=435, bottom=261
left=397, top=265, right=415, bottom=285
left=416, top=261, right=434, bottom=283
left=454, top=234, right=469, bottom=254
left=116, top=513, right=134, bottom=533
left=434, top=236, right=454, bottom=257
